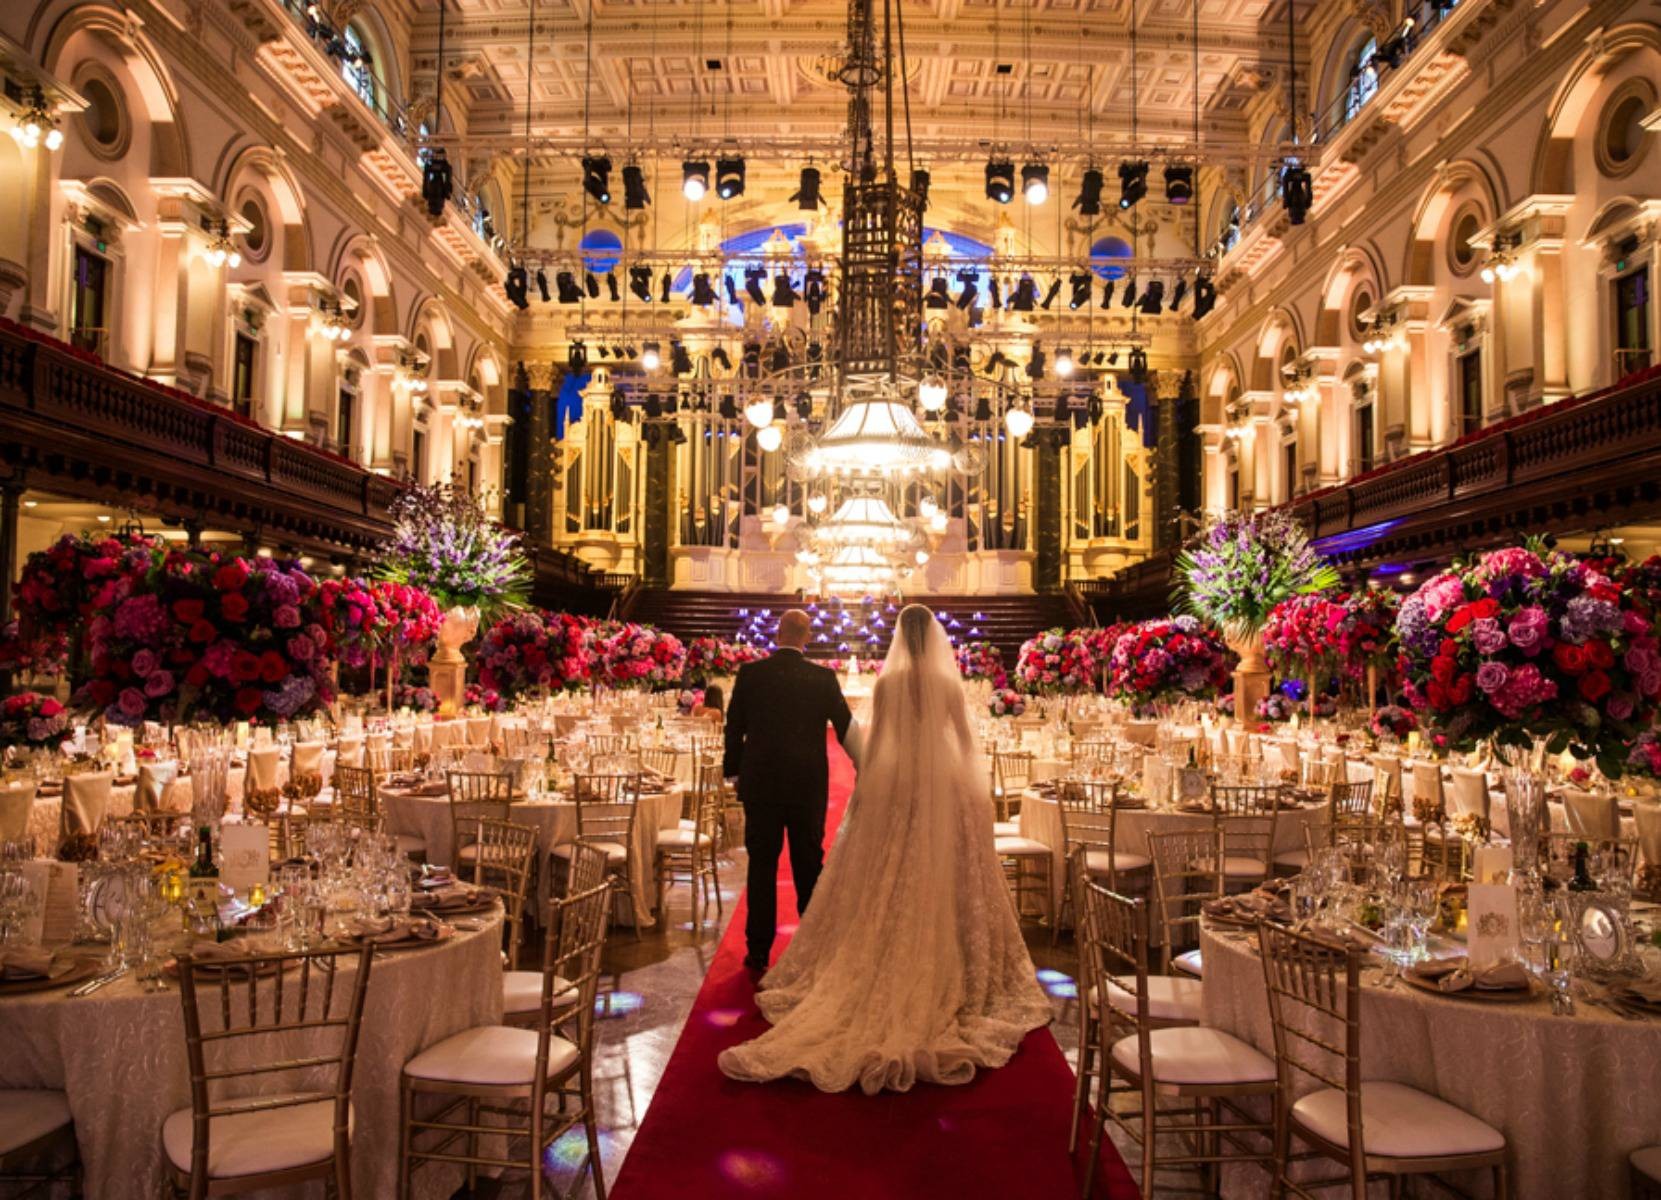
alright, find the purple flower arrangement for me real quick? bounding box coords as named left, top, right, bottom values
left=1175, top=510, right=1341, bottom=637
left=381, top=482, right=530, bottom=622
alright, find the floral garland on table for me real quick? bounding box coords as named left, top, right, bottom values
left=1370, top=704, right=1417, bottom=740
left=1015, top=628, right=1098, bottom=695
left=11, top=531, right=159, bottom=675
left=0, top=692, right=69, bottom=749
left=378, top=482, right=530, bottom=624
left=955, top=641, right=1007, bottom=687
left=1175, top=510, right=1340, bottom=639
left=476, top=610, right=594, bottom=702
left=1105, top=617, right=1234, bottom=711
left=1395, top=542, right=1661, bottom=775
left=987, top=687, right=1026, bottom=718
left=682, top=636, right=766, bottom=685
left=593, top=622, right=686, bottom=690
left=75, top=550, right=335, bottom=727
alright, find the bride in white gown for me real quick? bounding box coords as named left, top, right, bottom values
left=718, top=604, right=1053, bottom=1095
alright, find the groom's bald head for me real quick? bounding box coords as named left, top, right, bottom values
left=777, top=609, right=812, bottom=648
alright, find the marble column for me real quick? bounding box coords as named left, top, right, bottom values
left=642, top=424, right=674, bottom=588
left=524, top=363, right=556, bottom=547
left=1032, top=425, right=1068, bottom=593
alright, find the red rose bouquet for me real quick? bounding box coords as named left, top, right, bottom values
left=11, top=531, right=158, bottom=676
left=1015, top=628, right=1098, bottom=695
left=1106, top=617, right=1233, bottom=711
left=592, top=621, right=686, bottom=689
left=0, top=691, right=69, bottom=749
left=955, top=640, right=1007, bottom=686
left=683, top=636, right=765, bottom=685
left=987, top=687, right=1026, bottom=717
left=477, top=610, right=593, bottom=701
left=316, top=577, right=384, bottom=669
left=1263, top=594, right=1348, bottom=677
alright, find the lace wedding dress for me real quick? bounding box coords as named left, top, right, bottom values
left=718, top=606, right=1052, bottom=1094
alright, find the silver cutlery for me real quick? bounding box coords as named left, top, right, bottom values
left=70, top=967, right=128, bottom=997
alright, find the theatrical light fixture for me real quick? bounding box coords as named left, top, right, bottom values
left=744, top=268, right=768, bottom=306
left=1192, top=273, right=1217, bottom=319
left=918, top=495, right=940, bottom=520
left=1170, top=278, right=1188, bottom=310
left=985, top=158, right=1015, bottom=204
left=1054, top=347, right=1075, bottom=378
left=504, top=264, right=529, bottom=310
left=1022, top=162, right=1050, bottom=205
left=421, top=148, right=453, bottom=216
left=918, top=375, right=949, bottom=413
left=584, top=272, right=600, bottom=299
left=1074, top=167, right=1104, bottom=216
left=556, top=272, right=582, bottom=303
left=744, top=397, right=775, bottom=429
left=1011, top=276, right=1038, bottom=312
left=1164, top=164, right=1194, bottom=205
left=641, top=342, right=661, bottom=371
left=1118, top=161, right=1149, bottom=209
left=622, top=163, right=650, bottom=209
left=716, top=156, right=747, bottom=199
left=770, top=504, right=790, bottom=526
left=791, top=166, right=823, bottom=210
left=1041, top=278, right=1062, bottom=310
left=1121, top=277, right=1139, bottom=308
left=671, top=342, right=694, bottom=374
left=568, top=341, right=588, bottom=374
left=629, top=267, right=653, bottom=302
left=1128, top=346, right=1149, bottom=382
left=911, top=168, right=931, bottom=204
left=691, top=273, right=717, bottom=306
left=535, top=267, right=550, bottom=303
left=925, top=276, right=952, bottom=308
left=770, top=342, right=792, bottom=371
left=681, top=159, right=710, bottom=201
left=1069, top=272, right=1091, bottom=310
left=772, top=273, right=800, bottom=307
left=1138, top=281, right=1166, bottom=314
left=756, top=425, right=784, bottom=453
left=582, top=156, right=612, bottom=204
left=1282, top=163, right=1314, bottom=225
left=1004, top=404, right=1034, bottom=439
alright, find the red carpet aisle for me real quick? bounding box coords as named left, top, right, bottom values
left=609, top=734, right=1140, bottom=1200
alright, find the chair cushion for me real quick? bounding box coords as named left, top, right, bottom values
left=393, top=834, right=427, bottom=858
left=552, top=841, right=627, bottom=862
left=1291, top=1081, right=1506, bottom=1159
left=404, top=1025, right=580, bottom=1087
left=1084, top=849, right=1151, bottom=876
left=0, top=1089, right=72, bottom=1155
left=1097, top=974, right=1204, bottom=1023
left=1110, top=1026, right=1276, bottom=1087
left=1172, top=948, right=1203, bottom=979
left=992, top=821, right=1021, bottom=838
left=161, top=1093, right=347, bottom=1178
left=1273, top=848, right=1311, bottom=870
left=1631, top=1146, right=1661, bottom=1184
left=678, top=817, right=697, bottom=831
left=655, top=828, right=712, bottom=848
left=995, top=835, right=1051, bottom=856
left=501, top=970, right=580, bottom=1015
left=1219, top=854, right=1268, bottom=878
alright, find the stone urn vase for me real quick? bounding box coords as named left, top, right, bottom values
left=429, top=605, right=479, bottom=715
left=1227, top=627, right=1270, bottom=726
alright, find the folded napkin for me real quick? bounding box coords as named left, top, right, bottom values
left=1203, top=892, right=1291, bottom=924
left=0, top=945, right=74, bottom=981
left=0, top=781, right=37, bottom=841
left=1611, top=976, right=1661, bottom=1011
left=61, top=771, right=114, bottom=837
left=345, top=916, right=447, bottom=945
left=1409, top=956, right=1532, bottom=993
left=412, top=884, right=493, bottom=911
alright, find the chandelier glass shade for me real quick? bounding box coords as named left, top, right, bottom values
left=816, top=543, right=904, bottom=593
left=813, top=495, right=910, bottom=548
left=803, top=396, right=954, bottom=477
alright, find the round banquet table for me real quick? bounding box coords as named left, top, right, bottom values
left=0, top=911, right=504, bottom=1200
left=1199, top=922, right=1661, bottom=1200
left=379, top=784, right=683, bottom=926
left=1019, top=789, right=1326, bottom=920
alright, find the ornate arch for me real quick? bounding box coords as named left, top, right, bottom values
left=1402, top=158, right=1504, bottom=286
left=1531, top=23, right=1661, bottom=195
left=217, top=143, right=312, bottom=273
left=1250, top=307, right=1305, bottom=392
left=1315, top=243, right=1387, bottom=344
left=409, top=296, right=459, bottom=379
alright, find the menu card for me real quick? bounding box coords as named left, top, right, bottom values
left=19, top=860, right=78, bottom=946
left=1466, top=882, right=1520, bottom=969
left=219, top=822, right=270, bottom=893
left=1471, top=844, right=1512, bottom=885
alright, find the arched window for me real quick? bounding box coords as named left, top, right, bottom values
left=342, top=24, right=378, bottom=112
left=1345, top=36, right=1378, bottom=121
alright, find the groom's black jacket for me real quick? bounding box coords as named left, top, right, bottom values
left=722, top=649, right=853, bottom=807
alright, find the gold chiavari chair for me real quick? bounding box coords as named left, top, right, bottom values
left=1256, top=922, right=1510, bottom=1200
left=505, top=841, right=609, bottom=1029
left=445, top=769, right=513, bottom=871
left=398, top=878, right=613, bottom=1200
left=108, top=809, right=186, bottom=843
left=1071, top=739, right=1115, bottom=765
left=584, top=733, right=631, bottom=758
left=1276, top=780, right=1374, bottom=875
left=991, top=749, right=1035, bottom=828
left=1209, top=783, right=1283, bottom=890
left=164, top=945, right=375, bottom=1199
left=367, top=743, right=415, bottom=777
left=468, top=817, right=539, bottom=962
left=1146, top=827, right=1227, bottom=979
left=556, top=772, right=643, bottom=940
left=1077, top=875, right=1277, bottom=1196
left=330, top=764, right=381, bottom=833
left=1054, top=779, right=1150, bottom=940
left=655, top=760, right=723, bottom=930
left=639, top=746, right=680, bottom=784
left=272, top=811, right=312, bottom=862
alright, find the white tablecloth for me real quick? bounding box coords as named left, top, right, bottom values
left=1200, top=923, right=1661, bottom=1200
left=381, top=786, right=682, bottom=926
left=0, top=913, right=504, bottom=1200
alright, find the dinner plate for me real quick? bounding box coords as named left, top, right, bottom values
left=1400, top=971, right=1540, bottom=1003
left=0, top=959, right=102, bottom=994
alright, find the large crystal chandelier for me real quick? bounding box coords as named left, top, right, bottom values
left=813, top=495, right=911, bottom=547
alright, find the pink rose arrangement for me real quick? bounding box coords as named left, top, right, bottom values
left=955, top=641, right=1007, bottom=687
left=1338, top=588, right=1399, bottom=673
left=1396, top=541, right=1661, bottom=773
left=683, top=636, right=766, bottom=685
left=1263, top=594, right=1349, bottom=678
left=1370, top=704, right=1416, bottom=740
left=477, top=610, right=594, bottom=701
left=591, top=621, right=687, bottom=690
left=10, top=531, right=159, bottom=675
left=1015, top=628, right=1098, bottom=695
left=987, top=687, right=1026, bottom=718
left=1106, top=617, right=1234, bottom=711
left=0, top=691, right=69, bottom=749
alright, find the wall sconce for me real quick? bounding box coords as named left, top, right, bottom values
left=10, top=87, right=61, bottom=151
left=1362, top=314, right=1408, bottom=355
left=1479, top=232, right=1523, bottom=284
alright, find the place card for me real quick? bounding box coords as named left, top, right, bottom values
left=1466, top=882, right=1520, bottom=970
left=1176, top=766, right=1209, bottom=804
left=20, top=860, right=78, bottom=946
left=219, top=822, right=269, bottom=893
left=1472, top=844, right=1512, bottom=885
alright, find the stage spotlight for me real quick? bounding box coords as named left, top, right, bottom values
left=682, top=159, right=710, bottom=201
left=988, top=278, right=1002, bottom=309
left=716, top=156, right=746, bottom=199
left=1069, top=271, right=1091, bottom=310
left=504, top=264, right=529, bottom=310
left=582, top=156, right=612, bottom=204
left=1170, top=278, right=1188, bottom=310
left=1012, top=276, right=1038, bottom=312
left=718, top=393, right=739, bottom=420
left=791, top=166, right=823, bottom=210
left=955, top=270, right=980, bottom=311
left=629, top=267, right=653, bottom=303
left=1101, top=279, right=1116, bottom=307
left=1192, top=273, right=1217, bottom=319
left=642, top=342, right=661, bottom=371
left=1138, top=280, right=1165, bottom=314
left=926, top=276, right=952, bottom=309
left=1121, top=277, right=1138, bottom=307
left=568, top=340, right=587, bottom=373
left=535, top=267, right=550, bottom=303
left=610, top=389, right=629, bottom=422
left=745, top=269, right=768, bottom=306
left=1041, top=277, right=1062, bottom=310
left=556, top=272, right=582, bottom=303
left=770, top=342, right=791, bottom=371
left=1074, top=167, right=1104, bottom=216
left=659, top=270, right=673, bottom=302
left=622, top=163, right=650, bottom=209
left=643, top=391, right=662, bottom=419
left=1128, top=346, right=1149, bottom=383
left=1118, top=160, right=1149, bottom=209
left=1055, top=347, right=1075, bottom=378
left=668, top=422, right=687, bottom=444
left=772, top=274, right=799, bottom=307
left=711, top=346, right=733, bottom=371
left=985, top=159, right=1015, bottom=204
left=910, top=168, right=931, bottom=205
left=1022, top=162, right=1050, bottom=205
left=421, top=148, right=453, bottom=216
left=691, top=273, right=716, bottom=306
left=804, top=270, right=827, bottom=315
left=605, top=272, right=619, bottom=302
left=973, top=394, right=993, bottom=422
left=584, top=272, right=600, bottom=299
left=1026, top=346, right=1046, bottom=380
left=1283, top=163, right=1314, bottom=225
left=671, top=342, right=694, bottom=374
left=1164, top=164, right=1194, bottom=205
left=1004, top=404, right=1034, bottom=439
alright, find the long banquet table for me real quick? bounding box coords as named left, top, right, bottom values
left=1199, top=922, right=1661, bottom=1200
left=0, top=911, right=504, bottom=1200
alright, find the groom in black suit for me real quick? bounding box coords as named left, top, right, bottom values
left=722, top=609, right=854, bottom=972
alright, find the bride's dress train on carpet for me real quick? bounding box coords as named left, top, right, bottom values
left=718, top=608, right=1052, bottom=1095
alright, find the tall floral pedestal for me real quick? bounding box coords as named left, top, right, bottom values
left=430, top=606, right=479, bottom=716
left=1229, top=631, right=1270, bottom=725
